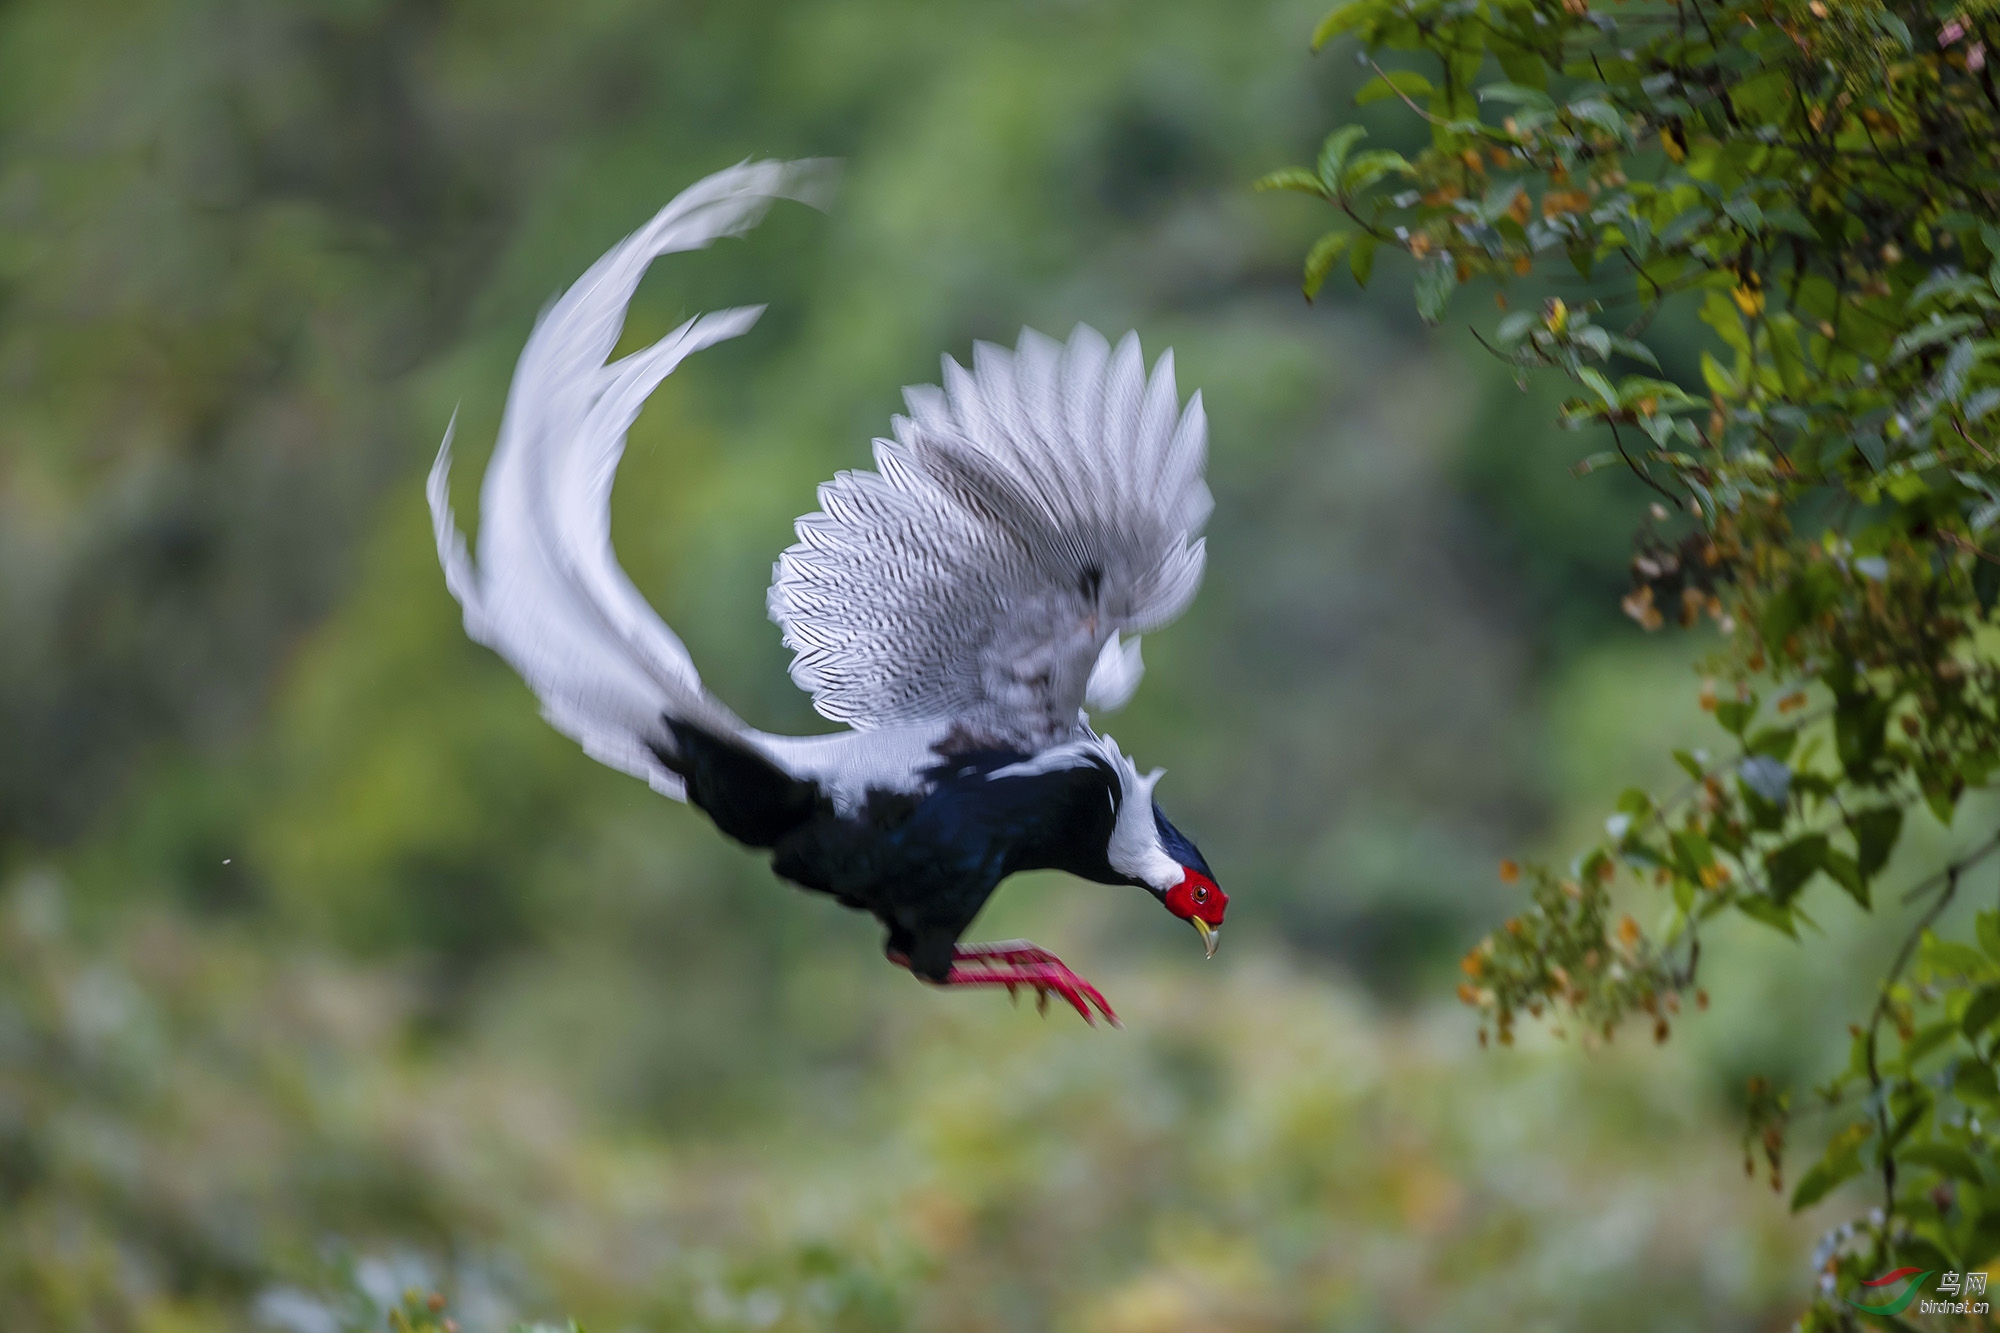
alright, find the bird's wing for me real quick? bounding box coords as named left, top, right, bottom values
left=768, top=325, right=1210, bottom=753
left=429, top=159, right=835, bottom=800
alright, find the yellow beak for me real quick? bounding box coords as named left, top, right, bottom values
left=1193, top=917, right=1220, bottom=959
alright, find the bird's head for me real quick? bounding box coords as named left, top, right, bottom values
left=1096, top=740, right=1227, bottom=958
left=1155, top=808, right=1227, bottom=959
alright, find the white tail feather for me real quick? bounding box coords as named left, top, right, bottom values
left=428, top=160, right=834, bottom=798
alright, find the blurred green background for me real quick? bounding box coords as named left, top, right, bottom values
left=0, top=0, right=1880, bottom=1328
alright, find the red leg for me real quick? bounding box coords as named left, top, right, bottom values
left=890, top=942, right=1119, bottom=1027
left=949, top=939, right=1064, bottom=966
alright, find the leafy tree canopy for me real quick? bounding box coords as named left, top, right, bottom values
left=1271, top=0, right=2000, bottom=1317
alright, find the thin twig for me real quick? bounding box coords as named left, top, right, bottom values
left=1608, top=419, right=1685, bottom=506
left=1937, top=529, right=2000, bottom=567
left=1365, top=57, right=1451, bottom=126
left=1898, top=829, right=2000, bottom=905
left=1952, top=417, right=1996, bottom=463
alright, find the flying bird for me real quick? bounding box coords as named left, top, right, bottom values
left=427, top=160, right=1225, bottom=1025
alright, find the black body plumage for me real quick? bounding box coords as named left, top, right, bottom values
left=657, top=721, right=1134, bottom=980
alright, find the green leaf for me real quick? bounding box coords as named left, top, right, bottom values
left=1822, top=850, right=1869, bottom=909
left=1964, top=984, right=2000, bottom=1041
left=1848, top=806, right=1903, bottom=880
left=1566, top=98, right=1628, bottom=140
left=1835, top=691, right=1890, bottom=780
left=1979, top=910, right=2000, bottom=963
left=1670, top=829, right=1713, bottom=879
left=1577, top=367, right=1619, bottom=411
left=1873, top=9, right=1914, bottom=49
left=1900, top=1141, right=1986, bottom=1184
left=1891, top=314, right=1981, bottom=363
left=1311, top=1, right=1369, bottom=49
left=1790, top=1147, right=1865, bottom=1210
left=1341, top=149, right=1411, bottom=193
left=1958, top=1060, right=2000, bottom=1107
left=1884, top=1085, right=1931, bottom=1152
left=1609, top=337, right=1663, bottom=370
left=1315, top=125, right=1369, bottom=192
left=1478, top=82, right=1556, bottom=109
left=1303, top=228, right=1354, bottom=300
left=1698, top=290, right=1752, bottom=355
left=1494, top=47, right=1549, bottom=90
left=1722, top=197, right=1764, bottom=235
left=1760, top=584, right=1806, bottom=648
left=1739, top=895, right=1798, bottom=938
left=1745, top=727, right=1796, bottom=762
left=1764, top=834, right=1828, bottom=904
left=1767, top=314, right=1810, bottom=396
left=1349, top=232, right=1379, bottom=287
left=1415, top=257, right=1456, bottom=324
left=1254, top=167, right=1327, bottom=196
left=1977, top=558, right=2000, bottom=615
left=1938, top=337, right=1991, bottom=404
left=1853, top=429, right=1886, bottom=471
left=1923, top=930, right=1993, bottom=979
left=1356, top=69, right=1436, bottom=107
left=1887, top=472, right=1932, bottom=503
left=1765, top=206, right=1818, bottom=238
left=1903, top=1019, right=1959, bottom=1068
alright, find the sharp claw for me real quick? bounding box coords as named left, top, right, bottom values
left=928, top=944, right=1118, bottom=1028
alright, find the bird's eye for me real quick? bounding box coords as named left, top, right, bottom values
left=1193, top=884, right=1209, bottom=905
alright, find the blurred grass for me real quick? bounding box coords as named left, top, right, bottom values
left=0, top=873, right=1810, bottom=1332
left=0, top=0, right=1865, bottom=1328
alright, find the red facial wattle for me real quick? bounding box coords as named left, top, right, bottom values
left=1163, top=868, right=1225, bottom=959
left=1163, top=868, right=1227, bottom=926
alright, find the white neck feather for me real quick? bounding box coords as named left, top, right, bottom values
left=1098, top=735, right=1180, bottom=891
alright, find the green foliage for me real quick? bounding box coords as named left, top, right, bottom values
left=1279, top=0, right=2000, bottom=1317
left=0, top=870, right=1807, bottom=1332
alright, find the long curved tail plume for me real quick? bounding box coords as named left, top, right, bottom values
left=427, top=159, right=835, bottom=798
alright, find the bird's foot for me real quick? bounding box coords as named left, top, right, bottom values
left=938, top=941, right=1119, bottom=1027
left=948, top=939, right=1066, bottom=967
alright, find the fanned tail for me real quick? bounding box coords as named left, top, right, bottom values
left=427, top=159, right=835, bottom=798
